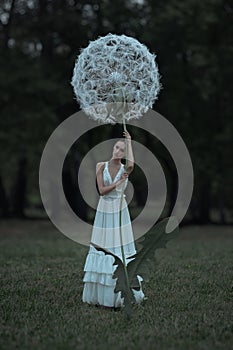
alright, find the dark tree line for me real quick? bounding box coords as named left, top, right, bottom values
left=0, top=0, right=232, bottom=224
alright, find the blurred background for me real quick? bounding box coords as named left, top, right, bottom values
left=0, top=0, right=232, bottom=226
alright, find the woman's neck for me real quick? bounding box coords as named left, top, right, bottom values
left=109, top=158, right=121, bottom=166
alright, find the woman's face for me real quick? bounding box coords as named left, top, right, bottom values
left=112, top=141, right=125, bottom=159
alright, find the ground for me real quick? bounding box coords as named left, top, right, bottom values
left=0, top=220, right=232, bottom=350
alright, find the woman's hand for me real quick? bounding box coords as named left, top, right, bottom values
left=120, top=172, right=129, bottom=180
left=123, top=130, right=131, bottom=141
left=116, top=172, right=128, bottom=186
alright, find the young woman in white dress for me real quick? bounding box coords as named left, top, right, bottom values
left=82, top=131, right=145, bottom=308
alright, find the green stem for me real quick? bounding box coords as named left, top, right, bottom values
left=119, top=183, right=130, bottom=291
left=114, top=88, right=132, bottom=309
left=118, top=115, right=131, bottom=295
left=123, top=121, right=129, bottom=170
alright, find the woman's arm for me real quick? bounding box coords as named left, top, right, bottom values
left=124, top=131, right=134, bottom=174
left=96, top=162, right=128, bottom=196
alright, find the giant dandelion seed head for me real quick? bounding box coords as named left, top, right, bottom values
left=71, top=33, right=162, bottom=124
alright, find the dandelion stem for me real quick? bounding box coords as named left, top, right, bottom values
left=118, top=112, right=131, bottom=300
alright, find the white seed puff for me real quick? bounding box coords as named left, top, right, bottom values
left=71, top=33, right=162, bottom=124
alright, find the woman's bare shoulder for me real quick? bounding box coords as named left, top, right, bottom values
left=96, top=161, right=105, bottom=168
left=96, top=161, right=106, bottom=174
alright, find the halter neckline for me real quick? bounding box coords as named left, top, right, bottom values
left=106, top=161, right=123, bottom=183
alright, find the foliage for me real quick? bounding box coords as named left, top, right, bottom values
left=0, top=0, right=232, bottom=221
left=93, top=217, right=180, bottom=318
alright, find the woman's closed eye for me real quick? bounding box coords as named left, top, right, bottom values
left=116, top=146, right=124, bottom=152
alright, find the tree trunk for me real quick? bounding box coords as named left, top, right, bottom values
left=197, top=176, right=211, bottom=224
left=217, top=185, right=226, bottom=224
left=188, top=197, right=199, bottom=224
left=64, top=152, right=89, bottom=222
left=48, top=179, right=60, bottom=220
left=39, top=0, right=53, bottom=63
left=0, top=174, right=10, bottom=218
left=11, top=156, right=27, bottom=218
left=134, top=183, right=147, bottom=207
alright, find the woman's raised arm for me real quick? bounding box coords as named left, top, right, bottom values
left=124, top=131, right=134, bottom=174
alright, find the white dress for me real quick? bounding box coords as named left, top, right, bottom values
left=82, top=161, right=145, bottom=307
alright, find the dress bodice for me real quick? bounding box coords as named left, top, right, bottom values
left=102, top=161, right=127, bottom=198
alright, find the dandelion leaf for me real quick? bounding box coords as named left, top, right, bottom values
left=127, top=216, right=180, bottom=290
left=92, top=216, right=179, bottom=317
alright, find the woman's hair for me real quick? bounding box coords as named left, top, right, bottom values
left=114, top=138, right=125, bottom=146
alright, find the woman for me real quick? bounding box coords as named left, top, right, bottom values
left=82, top=131, right=145, bottom=308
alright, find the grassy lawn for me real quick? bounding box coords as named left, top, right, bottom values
left=0, top=220, right=232, bottom=350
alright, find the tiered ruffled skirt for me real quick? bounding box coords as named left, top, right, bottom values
left=82, top=195, right=145, bottom=307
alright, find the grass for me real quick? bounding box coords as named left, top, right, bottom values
left=0, top=220, right=232, bottom=350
